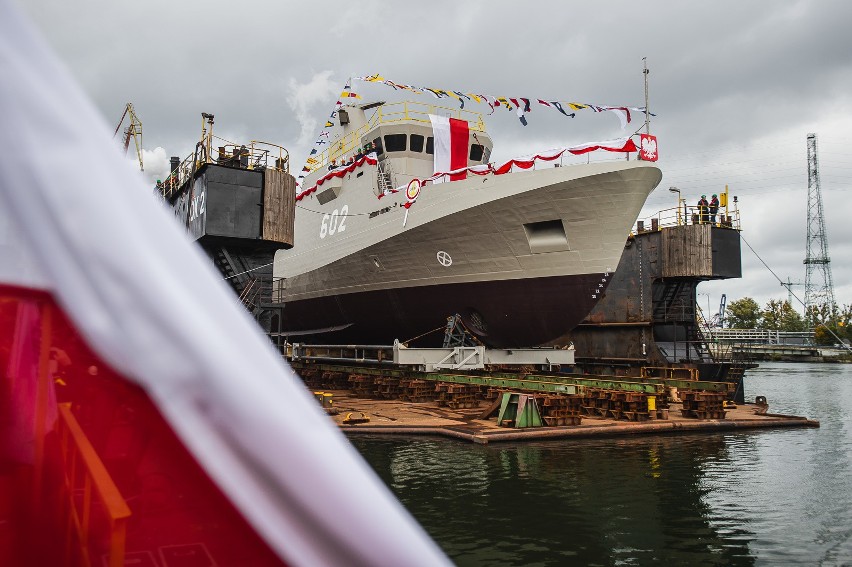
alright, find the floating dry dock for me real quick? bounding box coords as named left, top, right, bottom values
left=329, top=393, right=818, bottom=444
left=290, top=351, right=819, bottom=444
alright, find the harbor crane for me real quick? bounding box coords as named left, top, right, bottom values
left=113, top=103, right=143, bottom=171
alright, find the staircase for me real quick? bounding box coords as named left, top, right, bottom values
left=211, top=247, right=249, bottom=297
left=377, top=160, right=395, bottom=195
left=652, top=280, right=715, bottom=363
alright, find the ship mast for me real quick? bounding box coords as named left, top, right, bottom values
left=642, top=57, right=650, bottom=135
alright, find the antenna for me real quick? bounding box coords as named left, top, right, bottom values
left=781, top=277, right=805, bottom=309
left=803, top=133, right=836, bottom=326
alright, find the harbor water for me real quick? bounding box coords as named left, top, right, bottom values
left=350, top=362, right=852, bottom=566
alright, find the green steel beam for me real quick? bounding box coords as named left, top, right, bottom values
left=484, top=371, right=732, bottom=393
left=420, top=372, right=579, bottom=395
left=289, top=362, right=731, bottom=394
left=292, top=362, right=580, bottom=395
left=527, top=374, right=731, bottom=393
left=483, top=372, right=663, bottom=394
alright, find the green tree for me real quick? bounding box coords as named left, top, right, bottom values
left=726, top=297, right=760, bottom=329
left=760, top=299, right=806, bottom=331
left=806, top=302, right=839, bottom=329
left=837, top=304, right=851, bottom=343
left=812, top=303, right=851, bottom=345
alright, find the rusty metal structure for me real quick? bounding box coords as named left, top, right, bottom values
left=554, top=203, right=748, bottom=403
left=160, top=113, right=295, bottom=341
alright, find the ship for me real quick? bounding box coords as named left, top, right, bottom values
left=272, top=101, right=662, bottom=347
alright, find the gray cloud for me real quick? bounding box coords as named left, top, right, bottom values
left=19, top=0, right=852, bottom=312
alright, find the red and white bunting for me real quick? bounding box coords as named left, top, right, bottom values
left=296, top=153, right=378, bottom=201
left=375, top=137, right=640, bottom=202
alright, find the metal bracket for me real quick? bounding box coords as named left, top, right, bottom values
left=393, top=342, right=575, bottom=372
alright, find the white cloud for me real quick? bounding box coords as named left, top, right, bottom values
left=123, top=146, right=170, bottom=186
left=286, top=71, right=340, bottom=155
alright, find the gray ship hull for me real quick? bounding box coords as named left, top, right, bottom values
left=276, top=161, right=662, bottom=346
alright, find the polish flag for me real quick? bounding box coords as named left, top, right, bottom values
left=429, top=114, right=469, bottom=183
left=0, top=3, right=450, bottom=566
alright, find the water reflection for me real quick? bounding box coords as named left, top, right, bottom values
left=351, top=363, right=852, bottom=566
left=352, top=435, right=755, bottom=566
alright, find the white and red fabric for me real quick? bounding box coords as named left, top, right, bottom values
left=604, top=106, right=631, bottom=129
left=375, top=137, right=640, bottom=205
left=429, top=114, right=469, bottom=183
left=0, top=2, right=450, bottom=566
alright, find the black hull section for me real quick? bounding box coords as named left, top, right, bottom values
left=280, top=273, right=605, bottom=348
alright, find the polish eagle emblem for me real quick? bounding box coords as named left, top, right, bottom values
left=640, top=134, right=658, bottom=162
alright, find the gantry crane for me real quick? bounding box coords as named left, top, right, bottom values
left=113, top=103, right=143, bottom=171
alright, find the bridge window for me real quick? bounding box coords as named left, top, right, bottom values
left=470, top=144, right=484, bottom=162
left=425, top=136, right=434, bottom=155
left=410, top=134, right=425, bottom=152
left=384, top=134, right=407, bottom=152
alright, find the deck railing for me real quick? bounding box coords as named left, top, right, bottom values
left=308, top=101, right=487, bottom=173
left=633, top=204, right=741, bottom=234
left=159, top=140, right=289, bottom=200
left=57, top=403, right=131, bottom=567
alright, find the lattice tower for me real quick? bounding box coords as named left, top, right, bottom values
left=803, top=133, right=836, bottom=324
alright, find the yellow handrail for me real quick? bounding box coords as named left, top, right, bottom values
left=58, top=404, right=131, bottom=567
left=633, top=205, right=741, bottom=234
left=640, top=366, right=700, bottom=380
left=159, top=137, right=290, bottom=200
left=308, top=101, right=487, bottom=173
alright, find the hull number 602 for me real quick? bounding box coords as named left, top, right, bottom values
left=320, top=205, right=349, bottom=239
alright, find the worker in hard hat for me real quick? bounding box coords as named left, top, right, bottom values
left=697, top=194, right=709, bottom=224
left=709, top=194, right=720, bottom=225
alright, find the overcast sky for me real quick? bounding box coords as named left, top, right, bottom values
left=19, top=0, right=852, bottom=313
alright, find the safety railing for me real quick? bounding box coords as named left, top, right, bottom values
left=633, top=204, right=741, bottom=234
left=159, top=140, right=289, bottom=200
left=57, top=403, right=131, bottom=567
left=373, top=101, right=486, bottom=132
left=308, top=101, right=487, bottom=173
left=704, top=328, right=815, bottom=345
left=640, top=366, right=700, bottom=381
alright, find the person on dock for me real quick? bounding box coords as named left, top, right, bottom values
left=709, top=194, right=719, bottom=225
left=697, top=195, right=709, bottom=224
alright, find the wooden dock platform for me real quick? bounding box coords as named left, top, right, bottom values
left=327, top=391, right=819, bottom=444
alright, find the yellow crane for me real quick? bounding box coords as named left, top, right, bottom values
left=113, top=103, right=143, bottom=171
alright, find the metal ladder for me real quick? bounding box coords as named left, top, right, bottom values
left=376, top=159, right=395, bottom=194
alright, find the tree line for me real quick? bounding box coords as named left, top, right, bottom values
left=724, top=298, right=851, bottom=345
